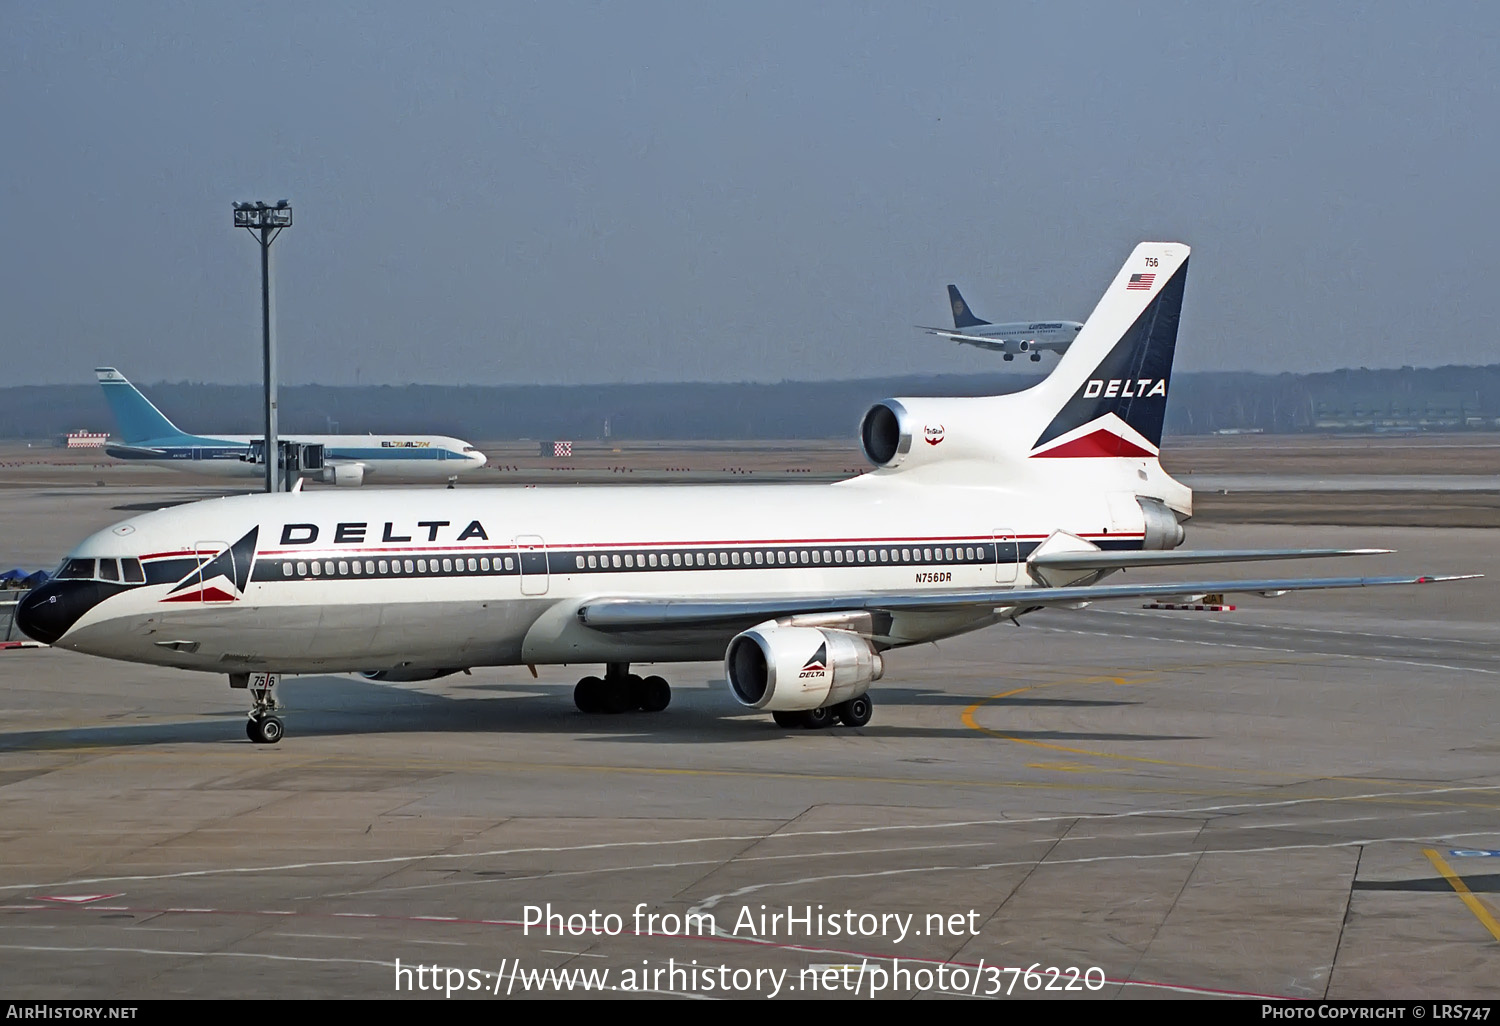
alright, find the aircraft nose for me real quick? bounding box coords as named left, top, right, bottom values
left=471, top=451, right=488, bottom=468
left=15, top=581, right=100, bottom=646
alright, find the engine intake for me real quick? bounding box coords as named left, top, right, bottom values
left=859, top=401, right=910, bottom=468
left=725, top=625, right=883, bottom=711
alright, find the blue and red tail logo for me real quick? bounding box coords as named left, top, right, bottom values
left=1030, top=260, right=1188, bottom=458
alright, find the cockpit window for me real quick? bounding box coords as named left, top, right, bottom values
left=56, top=558, right=96, bottom=580
left=463, top=446, right=477, bottom=453
left=121, top=558, right=145, bottom=583
left=98, top=559, right=119, bottom=582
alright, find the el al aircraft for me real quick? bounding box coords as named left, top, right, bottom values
left=95, top=367, right=487, bottom=486
left=20, top=244, right=1477, bottom=743
left=920, top=283, right=1083, bottom=361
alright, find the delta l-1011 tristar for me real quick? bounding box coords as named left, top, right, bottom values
left=18, top=243, right=1478, bottom=743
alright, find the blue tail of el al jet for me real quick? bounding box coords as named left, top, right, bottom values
left=95, top=368, right=190, bottom=444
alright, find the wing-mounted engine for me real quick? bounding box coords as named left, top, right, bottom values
left=725, top=624, right=884, bottom=712
left=324, top=463, right=366, bottom=487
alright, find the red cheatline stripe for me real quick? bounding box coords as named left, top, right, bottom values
left=259, top=533, right=1145, bottom=557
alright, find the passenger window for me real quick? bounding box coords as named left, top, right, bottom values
left=282, top=562, right=293, bottom=577
left=378, top=560, right=389, bottom=574
left=480, top=558, right=489, bottom=571
left=467, top=558, right=476, bottom=572
left=297, top=562, right=308, bottom=576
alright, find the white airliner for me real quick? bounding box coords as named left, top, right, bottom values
left=95, top=367, right=487, bottom=486
left=919, top=284, right=1083, bottom=361
left=20, top=244, right=1476, bottom=743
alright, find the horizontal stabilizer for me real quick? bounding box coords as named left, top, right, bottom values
left=1028, top=548, right=1394, bottom=572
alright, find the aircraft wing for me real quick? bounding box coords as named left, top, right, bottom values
left=577, top=573, right=1479, bottom=634
left=917, top=326, right=1012, bottom=350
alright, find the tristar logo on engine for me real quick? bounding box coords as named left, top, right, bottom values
left=1081, top=378, right=1167, bottom=399
left=924, top=424, right=945, bottom=446
left=799, top=643, right=828, bottom=679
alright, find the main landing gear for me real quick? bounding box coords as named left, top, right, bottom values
left=574, top=663, right=672, bottom=715
left=771, top=694, right=873, bottom=730
left=230, top=672, right=285, bottom=744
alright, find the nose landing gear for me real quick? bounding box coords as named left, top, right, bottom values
left=231, top=672, right=285, bottom=744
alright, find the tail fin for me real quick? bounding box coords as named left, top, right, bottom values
left=1025, top=243, right=1189, bottom=458
left=947, top=284, right=990, bottom=328
left=94, top=368, right=185, bottom=443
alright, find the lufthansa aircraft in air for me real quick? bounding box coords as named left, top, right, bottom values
left=95, top=367, right=487, bottom=486
left=20, top=244, right=1476, bottom=743
left=920, top=283, right=1083, bottom=361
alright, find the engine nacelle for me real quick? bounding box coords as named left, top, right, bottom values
left=858, top=396, right=998, bottom=470
left=725, top=626, right=883, bottom=712
left=323, top=463, right=366, bottom=487
left=1138, top=496, right=1185, bottom=550
left=359, top=667, right=463, bottom=682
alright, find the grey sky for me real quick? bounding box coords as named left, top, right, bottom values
left=3, top=2, right=1496, bottom=386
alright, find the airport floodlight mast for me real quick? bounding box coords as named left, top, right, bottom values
left=233, top=200, right=292, bottom=492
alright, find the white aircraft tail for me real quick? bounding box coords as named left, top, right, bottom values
left=861, top=242, right=1190, bottom=510
left=1018, top=242, right=1188, bottom=458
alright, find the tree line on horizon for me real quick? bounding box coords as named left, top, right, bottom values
left=2, top=365, right=1498, bottom=442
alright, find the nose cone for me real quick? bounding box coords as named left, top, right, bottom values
left=15, top=581, right=108, bottom=645
left=470, top=450, right=488, bottom=468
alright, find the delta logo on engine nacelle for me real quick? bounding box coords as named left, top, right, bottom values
left=1081, top=378, right=1167, bottom=400
left=799, top=643, right=828, bottom=680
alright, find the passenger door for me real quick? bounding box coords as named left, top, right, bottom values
left=516, top=535, right=549, bottom=595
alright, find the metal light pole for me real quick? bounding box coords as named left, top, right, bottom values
left=233, top=201, right=292, bottom=492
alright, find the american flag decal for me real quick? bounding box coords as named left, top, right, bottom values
left=553, top=441, right=572, bottom=457
left=1127, top=273, right=1155, bottom=290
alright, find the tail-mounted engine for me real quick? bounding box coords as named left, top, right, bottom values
left=725, top=625, right=883, bottom=712
left=1138, top=496, right=1184, bottom=550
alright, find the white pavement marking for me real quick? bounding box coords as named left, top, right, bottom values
left=685, top=829, right=1500, bottom=917
left=0, top=942, right=395, bottom=971
left=6, top=783, right=1498, bottom=894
